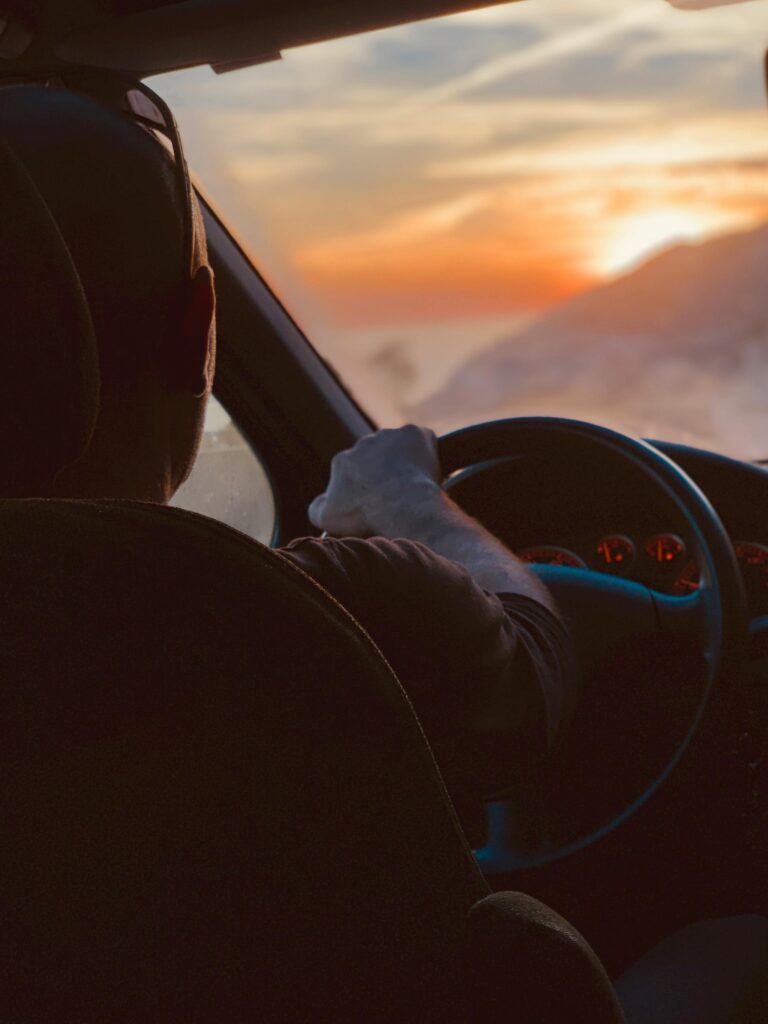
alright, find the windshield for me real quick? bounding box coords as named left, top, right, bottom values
left=155, top=0, right=768, bottom=458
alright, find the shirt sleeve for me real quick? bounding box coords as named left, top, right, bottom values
left=279, top=537, right=576, bottom=801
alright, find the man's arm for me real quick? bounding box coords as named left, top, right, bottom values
left=302, top=425, right=576, bottom=837
left=308, top=424, right=554, bottom=611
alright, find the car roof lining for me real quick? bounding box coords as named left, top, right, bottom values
left=0, top=0, right=523, bottom=79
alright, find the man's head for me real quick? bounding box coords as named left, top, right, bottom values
left=0, top=82, right=215, bottom=502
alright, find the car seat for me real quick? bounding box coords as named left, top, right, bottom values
left=0, top=497, right=626, bottom=1023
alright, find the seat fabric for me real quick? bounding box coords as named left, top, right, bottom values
left=0, top=498, right=489, bottom=1022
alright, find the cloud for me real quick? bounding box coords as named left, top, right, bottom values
left=396, top=2, right=660, bottom=109
left=229, top=152, right=328, bottom=182
left=453, top=0, right=620, bottom=26
left=299, top=190, right=492, bottom=259
left=450, top=2, right=545, bottom=25
left=425, top=109, right=768, bottom=179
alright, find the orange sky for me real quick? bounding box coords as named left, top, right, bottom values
left=159, top=0, right=768, bottom=328
left=293, top=155, right=768, bottom=323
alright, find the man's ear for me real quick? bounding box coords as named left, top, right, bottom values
left=173, top=264, right=216, bottom=397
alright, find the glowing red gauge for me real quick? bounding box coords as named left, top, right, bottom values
left=518, top=546, right=586, bottom=569
left=596, top=534, right=635, bottom=568
left=672, top=559, right=700, bottom=595
left=734, top=541, right=768, bottom=591
left=643, top=533, right=686, bottom=567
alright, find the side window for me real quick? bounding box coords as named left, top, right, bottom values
left=171, top=395, right=276, bottom=544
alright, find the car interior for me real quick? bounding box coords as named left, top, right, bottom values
left=1, top=0, right=768, bottom=1020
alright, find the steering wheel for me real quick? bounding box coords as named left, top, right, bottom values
left=438, top=417, right=748, bottom=869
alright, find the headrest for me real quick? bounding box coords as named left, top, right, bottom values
left=0, top=138, right=99, bottom=494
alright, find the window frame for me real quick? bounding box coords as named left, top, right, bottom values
left=201, top=193, right=374, bottom=545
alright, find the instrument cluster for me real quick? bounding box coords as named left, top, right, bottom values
left=518, top=534, right=768, bottom=605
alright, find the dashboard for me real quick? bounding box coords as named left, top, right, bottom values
left=518, top=534, right=768, bottom=604
left=445, top=440, right=768, bottom=619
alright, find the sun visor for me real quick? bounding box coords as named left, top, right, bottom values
left=0, top=139, right=99, bottom=495
left=54, top=0, right=520, bottom=75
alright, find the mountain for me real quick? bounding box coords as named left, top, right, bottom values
left=412, top=222, right=768, bottom=458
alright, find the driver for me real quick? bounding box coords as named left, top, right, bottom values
left=1, top=82, right=766, bottom=1024
left=0, top=81, right=575, bottom=840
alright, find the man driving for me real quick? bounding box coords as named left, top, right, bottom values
left=0, top=81, right=575, bottom=840
left=1, top=81, right=765, bottom=1024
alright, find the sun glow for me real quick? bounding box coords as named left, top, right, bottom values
left=594, top=207, right=739, bottom=276
left=160, top=0, right=768, bottom=328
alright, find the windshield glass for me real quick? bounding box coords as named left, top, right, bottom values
left=155, top=0, right=768, bottom=459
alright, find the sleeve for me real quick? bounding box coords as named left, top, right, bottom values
left=279, top=536, right=576, bottom=836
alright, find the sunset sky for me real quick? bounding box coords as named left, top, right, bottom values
left=156, top=0, right=768, bottom=351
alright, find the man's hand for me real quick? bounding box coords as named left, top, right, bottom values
left=308, top=425, right=442, bottom=538
left=308, top=424, right=555, bottom=611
